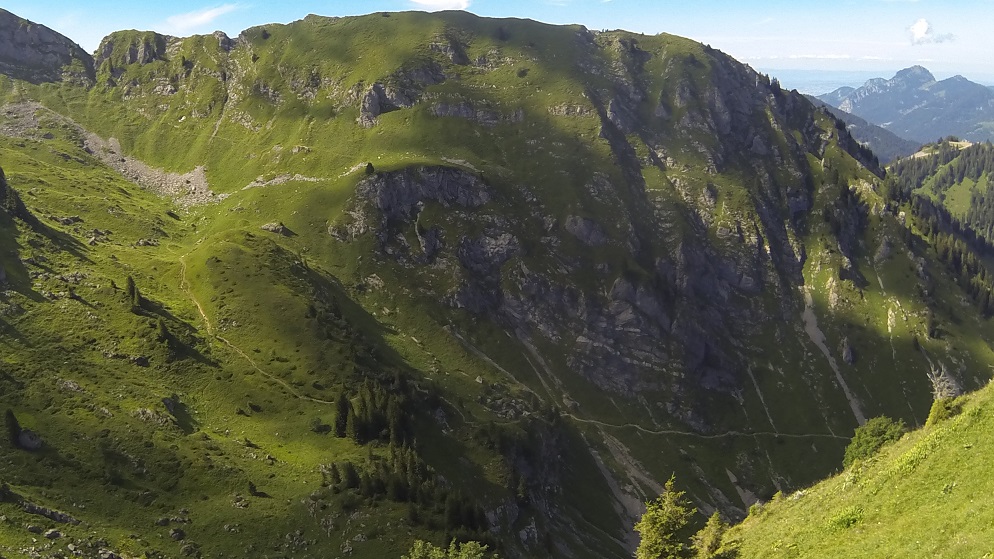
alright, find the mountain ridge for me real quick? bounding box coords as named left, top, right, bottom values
left=806, top=95, right=920, bottom=163
left=819, top=65, right=994, bottom=143
left=0, top=8, right=94, bottom=84
left=0, top=9, right=991, bottom=558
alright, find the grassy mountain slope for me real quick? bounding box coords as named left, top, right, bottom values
left=0, top=116, right=454, bottom=558
left=727, top=381, right=994, bottom=557
left=0, top=9, right=993, bottom=558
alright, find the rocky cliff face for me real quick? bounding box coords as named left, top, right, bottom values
left=806, top=95, right=920, bottom=162
left=337, top=38, right=875, bottom=424
left=0, top=9, right=93, bottom=84
left=95, top=31, right=172, bottom=72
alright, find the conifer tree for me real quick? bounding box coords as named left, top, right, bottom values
left=691, top=511, right=736, bottom=559
left=5, top=409, right=21, bottom=447
left=634, top=475, right=693, bottom=559
left=345, top=407, right=360, bottom=443
left=334, top=392, right=350, bottom=438
left=126, top=275, right=141, bottom=313
left=156, top=318, right=169, bottom=342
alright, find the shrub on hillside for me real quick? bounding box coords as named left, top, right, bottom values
left=843, top=416, right=906, bottom=468
left=925, top=397, right=962, bottom=427
left=692, top=511, right=738, bottom=558
left=402, top=540, right=499, bottom=559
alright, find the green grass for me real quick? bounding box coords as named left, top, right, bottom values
left=728, top=379, right=994, bottom=558
left=2, top=9, right=994, bottom=559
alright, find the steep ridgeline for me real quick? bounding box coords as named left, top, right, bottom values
left=1, top=10, right=994, bottom=559
left=819, top=66, right=994, bottom=144
left=0, top=8, right=94, bottom=84
left=806, top=95, right=920, bottom=163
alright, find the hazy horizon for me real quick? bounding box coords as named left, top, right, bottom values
left=761, top=68, right=994, bottom=97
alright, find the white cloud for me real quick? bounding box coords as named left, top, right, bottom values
left=909, top=18, right=954, bottom=45
left=410, top=0, right=471, bottom=10
left=166, top=4, right=239, bottom=32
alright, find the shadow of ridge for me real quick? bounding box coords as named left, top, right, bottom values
left=0, top=317, right=30, bottom=347
left=163, top=396, right=198, bottom=435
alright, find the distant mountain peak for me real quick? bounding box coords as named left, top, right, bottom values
left=896, top=65, right=934, bottom=78
left=818, top=65, right=994, bottom=143
left=891, top=65, right=935, bottom=86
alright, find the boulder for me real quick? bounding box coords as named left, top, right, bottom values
left=260, top=222, right=291, bottom=236
left=564, top=216, right=608, bottom=246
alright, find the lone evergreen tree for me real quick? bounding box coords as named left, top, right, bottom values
left=156, top=318, right=169, bottom=342
left=334, top=392, right=350, bottom=438
left=387, top=398, right=404, bottom=446
left=345, top=407, right=359, bottom=443
left=634, top=475, right=693, bottom=559
left=5, top=409, right=21, bottom=447
left=125, top=275, right=141, bottom=313
left=328, top=463, right=341, bottom=486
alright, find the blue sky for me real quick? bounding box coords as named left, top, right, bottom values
left=5, top=0, right=992, bottom=91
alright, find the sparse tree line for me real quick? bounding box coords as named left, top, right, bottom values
left=321, top=444, right=492, bottom=545
left=935, top=142, right=994, bottom=193
left=320, top=368, right=566, bottom=555
left=333, top=377, right=411, bottom=446
left=321, top=371, right=496, bottom=548
left=879, top=142, right=994, bottom=316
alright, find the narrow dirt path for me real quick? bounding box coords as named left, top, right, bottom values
left=565, top=413, right=850, bottom=440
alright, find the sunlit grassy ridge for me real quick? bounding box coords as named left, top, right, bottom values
left=727, top=382, right=994, bottom=558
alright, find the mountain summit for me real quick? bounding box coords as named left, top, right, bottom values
left=0, top=8, right=94, bottom=84
left=0, top=9, right=992, bottom=559
left=892, top=64, right=935, bottom=86
left=819, top=65, right=994, bottom=143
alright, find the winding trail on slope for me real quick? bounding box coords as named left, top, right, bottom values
left=178, top=250, right=336, bottom=406
left=564, top=413, right=850, bottom=440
